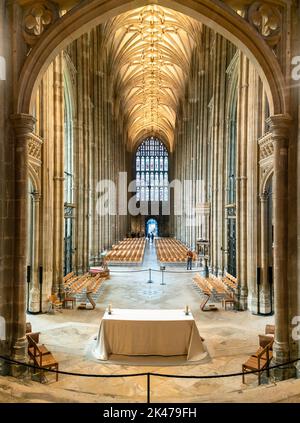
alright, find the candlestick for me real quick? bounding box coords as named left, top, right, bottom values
left=108, top=304, right=112, bottom=315
left=185, top=305, right=189, bottom=315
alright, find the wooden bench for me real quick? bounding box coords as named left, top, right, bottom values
left=26, top=333, right=59, bottom=383
left=242, top=338, right=274, bottom=385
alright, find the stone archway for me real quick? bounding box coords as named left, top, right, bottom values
left=16, top=0, right=287, bottom=116
left=11, top=0, right=294, bottom=379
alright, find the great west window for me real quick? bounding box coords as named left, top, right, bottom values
left=136, top=137, right=169, bottom=202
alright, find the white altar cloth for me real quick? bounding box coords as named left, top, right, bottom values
left=93, top=309, right=207, bottom=361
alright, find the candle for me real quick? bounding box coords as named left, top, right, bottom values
left=108, top=304, right=112, bottom=315
left=185, top=305, right=189, bottom=315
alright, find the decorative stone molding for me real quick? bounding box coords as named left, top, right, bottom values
left=63, top=51, right=77, bottom=88
left=258, top=132, right=274, bottom=166
left=28, top=133, right=43, bottom=173
left=195, top=203, right=211, bottom=216
left=247, top=2, right=282, bottom=48
left=226, top=51, right=239, bottom=80
left=259, top=191, right=269, bottom=203
left=22, top=1, right=59, bottom=47
left=29, top=133, right=43, bottom=160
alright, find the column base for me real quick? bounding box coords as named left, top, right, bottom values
left=237, top=287, right=248, bottom=311
left=272, top=341, right=296, bottom=381
left=247, top=291, right=258, bottom=314
left=11, top=336, right=28, bottom=378
left=28, top=287, right=40, bottom=313
left=258, top=291, right=273, bottom=315
left=248, top=291, right=273, bottom=315
left=0, top=343, right=10, bottom=376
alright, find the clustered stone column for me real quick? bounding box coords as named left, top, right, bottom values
left=70, top=29, right=129, bottom=272
left=267, top=114, right=294, bottom=379
left=173, top=28, right=236, bottom=276
left=10, top=113, right=36, bottom=374
left=236, top=53, right=249, bottom=310
left=259, top=192, right=272, bottom=314
left=29, top=191, right=41, bottom=313
left=172, top=28, right=274, bottom=316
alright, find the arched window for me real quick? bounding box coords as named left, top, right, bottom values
left=136, top=137, right=169, bottom=202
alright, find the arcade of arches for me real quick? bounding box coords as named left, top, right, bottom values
left=1, top=0, right=300, bottom=402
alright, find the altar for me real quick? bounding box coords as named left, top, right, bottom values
left=93, top=309, right=207, bottom=362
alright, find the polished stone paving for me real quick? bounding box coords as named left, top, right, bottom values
left=1, top=241, right=298, bottom=403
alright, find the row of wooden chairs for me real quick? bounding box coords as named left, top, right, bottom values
left=156, top=238, right=195, bottom=263
left=222, top=272, right=238, bottom=291
left=192, top=274, right=213, bottom=297
left=193, top=273, right=236, bottom=310
left=68, top=274, right=106, bottom=295
left=106, top=238, right=146, bottom=263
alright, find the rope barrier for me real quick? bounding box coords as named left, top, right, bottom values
left=109, top=269, right=149, bottom=274
left=0, top=355, right=299, bottom=379
left=0, top=356, right=147, bottom=378
left=1, top=354, right=298, bottom=403
left=108, top=268, right=202, bottom=274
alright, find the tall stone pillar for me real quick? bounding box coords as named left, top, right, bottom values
left=29, top=191, right=41, bottom=313
left=52, top=55, right=65, bottom=296
left=236, top=53, right=249, bottom=310
left=259, top=192, right=271, bottom=314
left=10, top=113, right=36, bottom=375
left=267, top=114, right=294, bottom=379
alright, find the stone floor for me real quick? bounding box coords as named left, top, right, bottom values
left=1, top=241, right=299, bottom=403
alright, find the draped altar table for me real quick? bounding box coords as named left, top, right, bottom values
left=93, top=309, right=207, bottom=362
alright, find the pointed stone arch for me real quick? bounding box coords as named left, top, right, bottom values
left=16, top=0, right=287, bottom=120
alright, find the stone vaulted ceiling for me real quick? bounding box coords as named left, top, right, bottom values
left=103, top=5, right=202, bottom=151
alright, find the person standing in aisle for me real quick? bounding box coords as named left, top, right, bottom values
left=186, top=249, right=193, bottom=270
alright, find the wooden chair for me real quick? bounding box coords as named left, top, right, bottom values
left=222, top=292, right=235, bottom=310
left=63, top=296, right=76, bottom=309
left=265, top=325, right=275, bottom=335
left=26, top=333, right=50, bottom=361
left=48, top=294, right=63, bottom=313
left=26, top=322, right=32, bottom=334
left=200, top=293, right=218, bottom=312
left=242, top=339, right=274, bottom=385
left=26, top=333, right=59, bottom=383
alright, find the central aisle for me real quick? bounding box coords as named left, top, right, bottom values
left=142, top=239, right=160, bottom=269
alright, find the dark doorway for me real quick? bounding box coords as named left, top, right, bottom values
left=146, top=218, right=159, bottom=237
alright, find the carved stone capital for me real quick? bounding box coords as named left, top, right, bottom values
left=266, top=114, right=292, bottom=144
left=11, top=113, right=36, bottom=138
left=22, top=1, right=59, bottom=47
left=247, top=2, right=282, bottom=48
left=259, top=191, right=269, bottom=203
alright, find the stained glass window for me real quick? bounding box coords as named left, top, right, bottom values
left=135, top=137, right=169, bottom=202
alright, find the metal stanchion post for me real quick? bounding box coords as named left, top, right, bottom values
left=147, top=268, right=153, bottom=284
left=160, top=266, right=166, bottom=285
